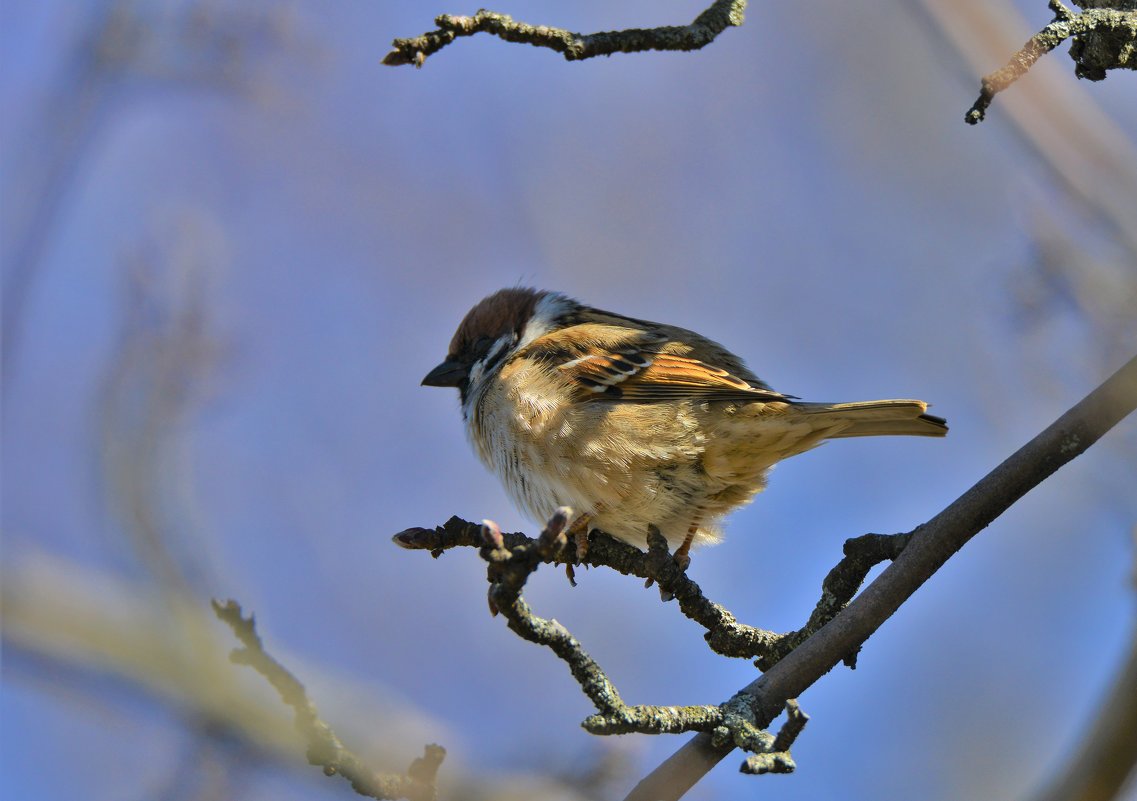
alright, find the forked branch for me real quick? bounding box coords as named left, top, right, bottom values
left=475, top=511, right=809, bottom=767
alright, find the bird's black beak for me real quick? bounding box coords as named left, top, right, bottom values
left=421, top=359, right=468, bottom=388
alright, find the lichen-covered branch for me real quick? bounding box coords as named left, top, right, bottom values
left=392, top=509, right=882, bottom=774
left=967, top=0, right=1137, bottom=124
left=749, top=532, right=912, bottom=671
left=383, top=1, right=746, bottom=68
left=395, top=519, right=906, bottom=672
left=469, top=512, right=807, bottom=770
left=212, top=600, right=445, bottom=801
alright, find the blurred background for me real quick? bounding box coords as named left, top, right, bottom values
left=3, top=2, right=1136, bottom=799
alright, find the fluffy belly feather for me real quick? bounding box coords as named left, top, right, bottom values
left=471, top=393, right=788, bottom=549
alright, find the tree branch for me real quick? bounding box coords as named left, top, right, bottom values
left=472, top=514, right=808, bottom=763
left=1027, top=530, right=1137, bottom=801
left=967, top=1, right=1137, bottom=124
left=213, top=600, right=445, bottom=801
left=383, top=2, right=746, bottom=68
left=627, top=353, right=1137, bottom=800
left=395, top=522, right=908, bottom=672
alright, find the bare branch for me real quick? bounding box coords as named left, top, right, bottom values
left=741, top=700, right=808, bottom=775
left=383, top=2, right=746, bottom=68
left=395, top=523, right=907, bottom=671
left=967, top=2, right=1137, bottom=123
left=438, top=513, right=809, bottom=769
left=213, top=600, right=445, bottom=801
left=628, top=353, right=1137, bottom=800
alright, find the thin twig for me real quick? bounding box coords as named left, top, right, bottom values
left=383, top=1, right=746, bottom=68
left=212, top=600, right=445, bottom=801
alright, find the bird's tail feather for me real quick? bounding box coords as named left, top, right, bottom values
left=793, top=399, right=948, bottom=438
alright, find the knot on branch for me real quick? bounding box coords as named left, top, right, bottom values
left=712, top=696, right=809, bottom=775
left=481, top=510, right=571, bottom=615
left=1067, top=2, right=1137, bottom=79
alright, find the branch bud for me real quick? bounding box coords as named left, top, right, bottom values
left=481, top=519, right=504, bottom=550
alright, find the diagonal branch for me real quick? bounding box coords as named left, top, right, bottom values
left=383, top=2, right=746, bottom=68
left=627, top=353, right=1137, bottom=800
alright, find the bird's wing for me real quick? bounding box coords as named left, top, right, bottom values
left=520, top=323, right=790, bottom=403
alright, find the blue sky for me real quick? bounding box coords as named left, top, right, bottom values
left=3, top=3, right=1136, bottom=800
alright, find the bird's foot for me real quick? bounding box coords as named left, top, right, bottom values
left=563, top=511, right=594, bottom=587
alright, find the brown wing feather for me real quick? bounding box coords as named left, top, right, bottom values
left=611, top=354, right=786, bottom=402
left=518, top=323, right=787, bottom=403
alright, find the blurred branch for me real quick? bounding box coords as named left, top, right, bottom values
left=2, top=0, right=301, bottom=391
left=917, top=0, right=1137, bottom=264
left=966, top=1, right=1137, bottom=124
left=213, top=600, right=445, bottom=801
left=2, top=556, right=307, bottom=760
left=1006, top=213, right=1137, bottom=395
left=98, top=216, right=228, bottom=595
left=383, top=1, right=746, bottom=68
left=629, top=354, right=1137, bottom=800
left=1027, top=618, right=1137, bottom=801
left=0, top=555, right=448, bottom=766
left=1027, top=527, right=1137, bottom=801
left=1, top=554, right=598, bottom=800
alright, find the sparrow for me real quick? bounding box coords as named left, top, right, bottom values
left=422, top=288, right=946, bottom=564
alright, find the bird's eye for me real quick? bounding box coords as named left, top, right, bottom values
left=470, top=335, right=494, bottom=359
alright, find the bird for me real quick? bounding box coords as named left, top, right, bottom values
left=422, top=287, right=946, bottom=566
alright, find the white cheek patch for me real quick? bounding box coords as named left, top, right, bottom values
left=517, top=292, right=573, bottom=350
left=483, top=334, right=510, bottom=365
left=462, top=333, right=515, bottom=420
left=467, top=361, right=485, bottom=389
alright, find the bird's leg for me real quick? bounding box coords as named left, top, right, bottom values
left=672, top=519, right=700, bottom=573
left=563, top=507, right=599, bottom=585
left=568, top=510, right=594, bottom=561
left=647, top=518, right=699, bottom=598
